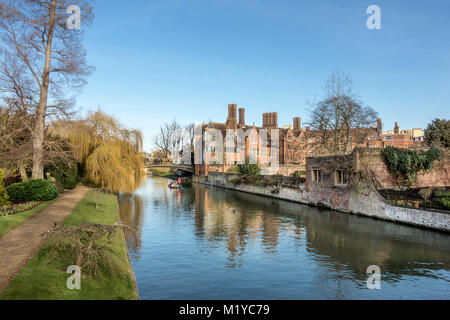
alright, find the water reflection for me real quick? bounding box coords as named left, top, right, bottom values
left=119, top=177, right=450, bottom=299
left=118, top=193, right=144, bottom=258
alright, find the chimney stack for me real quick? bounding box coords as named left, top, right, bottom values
left=293, top=117, right=301, bottom=131
left=228, top=104, right=237, bottom=120
left=394, top=122, right=400, bottom=134
left=239, top=108, right=245, bottom=126
left=306, top=126, right=311, bottom=133
left=377, top=118, right=382, bottom=134
left=262, top=112, right=278, bottom=128
left=227, top=104, right=237, bottom=129
left=263, top=113, right=268, bottom=128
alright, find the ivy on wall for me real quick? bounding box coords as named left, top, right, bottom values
left=381, top=146, right=442, bottom=185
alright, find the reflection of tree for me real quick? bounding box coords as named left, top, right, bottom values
left=119, top=194, right=144, bottom=256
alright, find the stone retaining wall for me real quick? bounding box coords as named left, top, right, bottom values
left=355, top=148, right=450, bottom=189
left=194, top=173, right=450, bottom=232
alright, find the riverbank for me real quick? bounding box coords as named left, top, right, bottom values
left=0, top=190, right=138, bottom=300
left=148, top=167, right=173, bottom=178
left=148, top=168, right=193, bottom=185
left=194, top=173, right=450, bottom=233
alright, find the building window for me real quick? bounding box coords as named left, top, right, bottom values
left=311, top=169, right=322, bottom=184
left=251, top=137, right=257, bottom=144
left=261, top=149, right=267, bottom=156
left=335, top=170, right=348, bottom=186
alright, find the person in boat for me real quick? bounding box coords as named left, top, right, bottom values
left=168, top=178, right=182, bottom=189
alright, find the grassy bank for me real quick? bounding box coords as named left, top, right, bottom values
left=0, top=200, right=57, bottom=237
left=0, top=191, right=137, bottom=300
left=149, top=167, right=173, bottom=178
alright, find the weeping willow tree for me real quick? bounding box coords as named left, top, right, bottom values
left=52, top=111, right=145, bottom=193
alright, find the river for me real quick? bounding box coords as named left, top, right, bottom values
left=118, top=177, right=450, bottom=300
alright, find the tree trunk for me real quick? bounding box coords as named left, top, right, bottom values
left=19, top=163, right=28, bottom=182
left=31, top=0, right=56, bottom=180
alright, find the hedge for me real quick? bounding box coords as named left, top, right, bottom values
left=7, top=179, right=58, bottom=203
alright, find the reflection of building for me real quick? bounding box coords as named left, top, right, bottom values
left=193, top=185, right=290, bottom=264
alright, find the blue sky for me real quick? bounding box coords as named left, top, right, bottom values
left=76, top=0, right=450, bottom=152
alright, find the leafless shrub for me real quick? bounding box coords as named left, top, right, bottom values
left=40, top=222, right=133, bottom=280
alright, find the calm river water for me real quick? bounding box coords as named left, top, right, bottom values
left=119, top=177, right=450, bottom=300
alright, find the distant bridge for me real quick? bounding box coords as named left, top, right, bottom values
left=147, top=164, right=195, bottom=173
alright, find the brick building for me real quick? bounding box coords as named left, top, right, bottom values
left=195, top=104, right=278, bottom=175
left=195, top=104, right=392, bottom=176
left=382, top=122, right=415, bottom=149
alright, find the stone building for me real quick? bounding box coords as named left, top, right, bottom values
left=306, top=148, right=450, bottom=191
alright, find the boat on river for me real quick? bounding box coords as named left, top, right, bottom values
left=168, top=182, right=183, bottom=190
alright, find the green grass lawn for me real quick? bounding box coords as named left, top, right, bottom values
left=149, top=167, right=173, bottom=177
left=0, top=200, right=57, bottom=237
left=0, top=191, right=137, bottom=300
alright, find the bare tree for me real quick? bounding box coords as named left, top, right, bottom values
left=152, top=119, right=182, bottom=162
left=0, top=0, right=94, bottom=179
left=185, top=123, right=195, bottom=150
left=42, top=222, right=133, bottom=279
left=0, top=107, right=74, bottom=181
left=308, top=72, right=378, bottom=154
left=307, top=100, right=333, bottom=155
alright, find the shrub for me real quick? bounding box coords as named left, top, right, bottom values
left=433, top=188, right=450, bottom=210
left=0, top=169, right=11, bottom=207
left=381, top=146, right=442, bottom=185
left=294, top=171, right=306, bottom=178
left=46, top=162, right=78, bottom=190
left=7, top=179, right=58, bottom=202
left=48, top=176, right=65, bottom=194
left=434, top=188, right=450, bottom=198
left=227, top=165, right=241, bottom=173
left=438, top=198, right=450, bottom=210
left=238, top=158, right=261, bottom=176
